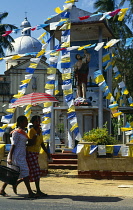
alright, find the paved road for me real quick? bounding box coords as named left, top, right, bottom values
left=0, top=195, right=133, bottom=210
left=1, top=176, right=133, bottom=209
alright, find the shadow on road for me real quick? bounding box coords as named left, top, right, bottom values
left=7, top=194, right=123, bottom=203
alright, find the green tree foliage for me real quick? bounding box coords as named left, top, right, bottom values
left=94, top=0, right=133, bottom=95
left=119, top=0, right=133, bottom=28
left=83, top=125, right=117, bottom=145
left=0, top=12, right=17, bottom=56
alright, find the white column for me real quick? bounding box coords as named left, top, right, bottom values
left=98, top=26, right=103, bottom=128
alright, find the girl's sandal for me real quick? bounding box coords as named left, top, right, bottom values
left=12, top=178, right=24, bottom=194
left=37, top=192, right=48, bottom=197
left=0, top=191, right=10, bottom=197
left=28, top=193, right=37, bottom=199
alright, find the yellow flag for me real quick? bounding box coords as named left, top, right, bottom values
left=21, top=79, right=31, bottom=84
left=123, top=89, right=129, bottom=95
left=61, top=42, right=70, bottom=48
left=11, top=123, right=16, bottom=129
left=102, top=54, right=110, bottom=63
left=115, top=74, right=121, bottom=80
left=67, top=105, right=75, bottom=113
left=25, top=105, right=32, bottom=111
left=13, top=93, right=24, bottom=98
left=54, top=7, right=62, bottom=14
left=61, top=57, right=70, bottom=63
left=50, top=51, right=60, bottom=56
left=104, top=43, right=113, bottom=49
left=45, top=84, right=54, bottom=90
left=106, top=92, right=112, bottom=100
left=60, top=18, right=69, bottom=22
left=110, top=107, right=118, bottom=111
left=6, top=108, right=16, bottom=113
left=128, top=145, right=133, bottom=157
left=55, top=90, right=59, bottom=95
left=25, top=109, right=31, bottom=116
left=0, top=124, right=8, bottom=130
left=36, top=49, right=45, bottom=57
left=29, top=63, right=38, bottom=69
left=12, top=55, right=22, bottom=59
left=44, top=102, right=53, bottom=107
left=106, top=145, right=113, bottom=154
left=83, top=145, right=90, bottom=156
left=38, top=32, right=46, bottom=40
left=43, top=134, right=50, bottom=141
left=47, top=68, right=56, bottom=74
left=113, top=112, right=122, bottom=118
left=121, top=127, right=132, bottom=132
left=70, top=123, right=78, bottom=132
left=65, top=0, right=75, bottom=3
left=0, top=58, right=3, bottom=61
left=118, top=8, right=128, bottom=21
left=40, top=39, right=45, bottom=44
left=62, top=73, right=71, bottom=80
left=95, top=75, right=105, bottom=84
left=42, top=118, right=51, bottom=124
left=78, top=44, right=91, bottom=51
left=63, top=89, right=73, bottom=96
left=60, top=23, right=71, bottom=30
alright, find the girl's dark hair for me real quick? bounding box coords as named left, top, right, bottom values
left=30, top=115, right=40, bottom=124
left=75, top=54, right=82, bottom=60
left=16, top=115, right=27, bottom=127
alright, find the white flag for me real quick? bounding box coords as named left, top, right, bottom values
left=50, top=22, right=58, bottom=30
left=75, top=133, right=82, bottom=141
left=45, top=89, right=54, bottom=95
left=63, top=68, right=71, bottom=74
left=47, top=74, right=56, bottom=80
left=30, top=58, right=41, bottom=63
left=98, top=145, right=106, bottom=155
left=62, top=84, right=72, bottom=90
left=67, top=99, right=74, bottom=108
left=42, top=123, right=51, bottom=130
left=76, top=144, right=84, bottom=154
left=43, top=107, right=52, bottom=113
left=69, top=117, right=77, bottom=126
left=118, top=81, right=125, bottom=88
left=94, top=42, right=104, bottom=51
left=49, top=56, right=58, bottom=63
left=25, top=74, right=33, bottom=80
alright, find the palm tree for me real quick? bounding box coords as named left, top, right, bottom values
left=119, top=0, right=133, bottom=28
left=94, top=0, right=132, bottom=39
left=0, top=12, right=17, bottom=57
left=94, top=0, right=115, bottom=12
left=94, top=0, right=133, bottom=97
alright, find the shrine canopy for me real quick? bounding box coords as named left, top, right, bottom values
left=44, top=4, right=114, bottom=41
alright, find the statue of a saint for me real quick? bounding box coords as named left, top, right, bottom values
left=74, top=50, right=90, bottom=99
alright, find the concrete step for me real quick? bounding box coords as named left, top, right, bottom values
left=49, top=159, right=77, bottom=165
left=48, top=164, right=77, bottom=170
left=49, top=152, right=78, bottom=170
left=51, top=153, right=77, bottom=159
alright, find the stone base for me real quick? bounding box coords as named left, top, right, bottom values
left=78, top=170, right=133, bottom=180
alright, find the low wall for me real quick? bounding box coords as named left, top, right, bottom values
left=0, top=144, right=48, bottom=176
left=78, top=143, right=133, bottom=179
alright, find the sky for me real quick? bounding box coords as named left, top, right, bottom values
left=0, top=0, right=129, bottom=74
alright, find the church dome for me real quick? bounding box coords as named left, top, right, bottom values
left=20, top=17, right=31, bottom=29
left=6, top=18, right=42, bottom=56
